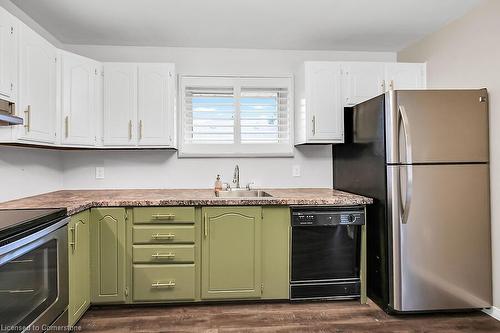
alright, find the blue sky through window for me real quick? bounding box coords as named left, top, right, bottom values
left=191, top=94, right=281, bottom=143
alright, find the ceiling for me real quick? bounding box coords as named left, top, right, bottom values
left=10, top=0, right=483, bottom=51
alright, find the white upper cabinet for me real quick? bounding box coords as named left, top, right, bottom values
left=296, top=61, right=426, bottom=145
left=342, top=62, right=385, bottom=106
left=103, top=62, right=175, bottom=147
left=384, top=62, right=426, bottom=90
left=342, top=62, right=426, bottom=106
left=137, top=63, right=175, bottom=147
left=296, top=62, right=344, bottom=144
left=18, top=23, right=57, bottom=144
left=0, top=7, right=17, bottom=101
left=61, top=51, right=101, bottom=146
left=103, top=63, right=138, bottom=146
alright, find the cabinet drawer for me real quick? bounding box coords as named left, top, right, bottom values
left=133, top=225, right=195, bottom=244
left=133, top=207, right=195, bottom=224
left=133, top=264, right=195, bottom=301
left=133, top=245, right=195, bottom=264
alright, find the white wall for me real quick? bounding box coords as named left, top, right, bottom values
left=62, top=145, right=332, bottom=190
left=58, top=45, right=396, bottom=190
left=398, top=0, right=500, bottom=309
left=0, top=146, right=63, bottom=202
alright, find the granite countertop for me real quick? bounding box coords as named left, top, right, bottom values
left=0, top=189, right=373, bottom=216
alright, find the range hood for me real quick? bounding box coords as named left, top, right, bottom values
left=0, top=98, right=23, bottom=126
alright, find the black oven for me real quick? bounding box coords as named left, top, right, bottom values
left=0, top=209, right=68, bottom=332
left=290, top=206, right=365, bottom=300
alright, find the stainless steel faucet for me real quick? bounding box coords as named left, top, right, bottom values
left=232, top=164, right=240, bottom=189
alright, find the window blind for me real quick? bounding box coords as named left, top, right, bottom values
left=180, top=76, right=293, bottom=156
left=184, top=87, right=235, bottom=144
left=240, top=87, right=289, bottom=144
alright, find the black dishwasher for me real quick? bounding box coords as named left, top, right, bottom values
left=290, top=206, right=365, bottom=300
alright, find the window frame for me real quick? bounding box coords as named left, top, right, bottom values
left=178, top=75, right=294, bottom=157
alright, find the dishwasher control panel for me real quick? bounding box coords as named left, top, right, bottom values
left=292, top=207, right=365, bottom=226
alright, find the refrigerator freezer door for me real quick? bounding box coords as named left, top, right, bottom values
left=387, top=163, right=492, bottom=312
left=386, top=89, right=489, bottom=164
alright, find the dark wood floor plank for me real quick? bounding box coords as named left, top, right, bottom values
left=77, top=301, right=500, bottom=333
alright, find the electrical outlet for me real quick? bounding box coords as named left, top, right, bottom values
left=95, top=167, right=105, bottom=179
left=292, top=165, right=301, bottom=177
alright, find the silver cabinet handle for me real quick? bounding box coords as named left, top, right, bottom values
left=128, top=120, right=133, bottom=140
left=69, top=226, right=76, bottom=252
left=151, top=233, right=175, bottom=240
left=204, top=213, right=208, bottom=238
left=151, top=252, right=175, bottom=259
left=151, top=281, right=175, bottom=289
left=381, top=81, right=386, bottom=92
left=398, top=105, right=413, bottom=224
left=139, top=120, right=143, bottom=140
left=389, top=80, right=395, bottom=90
left=151, top=213, right=175, bottom=220
left=312, top=115, right=316, bottom=135
left=24, top=105, right=31, bottom=131
left=65, top=116, right=69, bottom=138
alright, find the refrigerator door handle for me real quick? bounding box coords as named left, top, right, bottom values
left=400, top=165, right=413, bottom=224
left=398, top=105, right=413, bottom=224
left=398, top=105, right=413, bottom=164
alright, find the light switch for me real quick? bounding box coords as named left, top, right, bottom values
left=292, top=165, right=301, bottom=177
left=95, top=167, right=105, bottom=179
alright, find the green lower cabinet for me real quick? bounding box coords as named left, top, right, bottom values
left=133, top=264, right=196, bottom=301
left=261, top=207, right=290, bottom=299
left=132, top=225, right=195, bottom=244
left=201, top=206, right=262, bottom=299
left=90, top=208, right=127, bottom=304
left=81, top=205, right=289, bottom=307
left=68, top=210, right=91, bottom=326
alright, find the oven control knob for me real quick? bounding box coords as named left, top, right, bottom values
left=347, top=214, right=356, bottom=223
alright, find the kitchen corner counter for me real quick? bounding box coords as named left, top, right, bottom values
left=0, top=189, right=373, bottom=216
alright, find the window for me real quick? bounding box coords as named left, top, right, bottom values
left=180, top=76, right=293, bottom=156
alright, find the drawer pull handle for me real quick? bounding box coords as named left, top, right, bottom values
left=151, top=252, right=175, bottom=259
left=152, top=214, right=175, bottom=220
left=152, top=233, right=175, bottom=240
left=152, top=281, right=176, bottom=289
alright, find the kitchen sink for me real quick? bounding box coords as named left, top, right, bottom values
left=215, top=190, right=273, bottom=198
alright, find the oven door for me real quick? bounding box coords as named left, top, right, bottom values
left=291, top=225, right=361, bottom=282
left=0, top=218, right=68, bottom=332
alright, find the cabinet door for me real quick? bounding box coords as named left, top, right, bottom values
left=261, top=207, right=290, bottom=300
left=18, top=24, right=56, bottom=143
left=201, top=207, right=262, bottom=299
left=61, top=51, right=99, bottom=146
left=385, top=63, right=426, bottom=90
left=305, top=62, right=343, bottom=142
left=103, top=63, right=137, bottom=146
left=68, top=210, right=90, bottom=326
left=138, top=63, right=175, bottom=146
left=0, top=7, right=16, bottom=100
left=90, top=208, right=127, bottom=303
left=342, top=62, right=385, bottom=106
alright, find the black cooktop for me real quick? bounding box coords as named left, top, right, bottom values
left=0, top=208, right=67, bottom=245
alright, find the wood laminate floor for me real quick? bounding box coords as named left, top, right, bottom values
left=77, top=300, right=500, bottom=333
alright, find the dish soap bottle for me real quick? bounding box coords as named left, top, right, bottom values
left=214, top=174, right=223, bottom=195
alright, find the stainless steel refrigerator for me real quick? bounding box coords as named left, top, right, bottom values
left=333, top=89, right=492, bottom=313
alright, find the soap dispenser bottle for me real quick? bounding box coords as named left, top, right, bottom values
left=214, top=174, right=223, bottom=195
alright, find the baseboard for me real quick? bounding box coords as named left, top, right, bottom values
left=483, top=306, right=500, bottom=321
